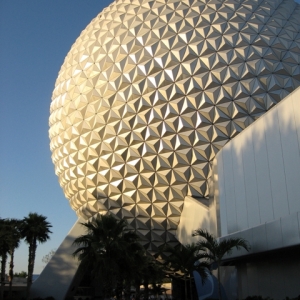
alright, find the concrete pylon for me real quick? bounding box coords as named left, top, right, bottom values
left=30, top=218, right=85, bottom=300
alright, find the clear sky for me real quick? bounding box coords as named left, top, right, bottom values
left=0, top=0, right=111, bottom=274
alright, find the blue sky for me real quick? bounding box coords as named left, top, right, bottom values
left=1, top=0, right=300, bottom=275
left=0, top=0, right=111, bottom=274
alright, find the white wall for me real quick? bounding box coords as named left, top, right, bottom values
left=213, top=86, right=300, bottom=238
left=176, top=196, right=210, bottom=245
left=211, top=87, right=300, bottom=300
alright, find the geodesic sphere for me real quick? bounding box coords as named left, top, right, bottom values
left=49, top=0, right=300, bottom=249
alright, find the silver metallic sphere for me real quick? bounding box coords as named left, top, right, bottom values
left=49, top=0, right=300, bottom=249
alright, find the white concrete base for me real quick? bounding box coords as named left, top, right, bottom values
left=175, top=195, right=210, bottom=245
left=30, top=218, right=85, bottom=300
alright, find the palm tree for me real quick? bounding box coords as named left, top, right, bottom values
left=113, top=229, right=145, bottom=300
left=161, top=243, right=208, bottom=300
left=73, top=214, right=142, bottom=299
left=0, top=219, right=10, bottom=300
left=192, top=229, right=250, bottom=300
left=20, top=213, right=52, bottom=300
left=135, top=254, right=164, bottom=300
left=6, top=219, right=22, bottom=299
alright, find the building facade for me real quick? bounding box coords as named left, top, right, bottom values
left=176, top=86, right=300, bottom=298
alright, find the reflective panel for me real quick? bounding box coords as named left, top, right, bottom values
left=278, top=100, right=300, bottom=214
left=49, top=0, right=300, bottom=249
left=266, top=219, right=282, bottom=250
left=281, top=212, right=300, bottom=247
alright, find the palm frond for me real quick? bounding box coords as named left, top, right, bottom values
left=217, top=238, right=250, bottom=258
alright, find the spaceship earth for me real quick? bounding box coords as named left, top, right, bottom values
left=49, top=0, right=300, bottom=249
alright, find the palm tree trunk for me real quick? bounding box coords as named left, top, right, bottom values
left=217, top=264, right=222, bottom=300
left=124, top=280, right=131, bottom=300
left=144, top=278, right=149, bottom=300
left=9, top=248, right=15, bottom=299
left=115, top=275, right=124, bottom=300
left=26, top=239, right=37, bottom=300
left=184, top=274, right=187, bottom=300
left=189, top=276, right=193, bottom=300
left=1, top=253, right=7, bottom=300
left=135, top=279, right=141, bottom=300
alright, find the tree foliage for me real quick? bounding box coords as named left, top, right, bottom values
left=0, top=219, right=10, bottom=300
left=14, top=271, right=28, bottom=278
left=192, top=229, right=250, bottom=300
left=0, top=218, right=22, bottom=300
left=20, top=213, right=52, bottom=300
left=161, top=243, right=209, bottom=300
left=73, top=214, right=146, bottom=299
left=6, top=219, right=22, bottom=298
left=0, top=210, right=251, bottom=300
